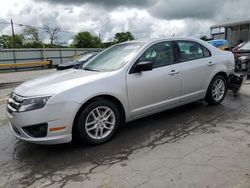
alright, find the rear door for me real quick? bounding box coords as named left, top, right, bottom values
left=174, top=40, right=214, bottom=102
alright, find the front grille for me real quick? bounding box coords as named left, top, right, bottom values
left=7, top=93, right=23, bottom=114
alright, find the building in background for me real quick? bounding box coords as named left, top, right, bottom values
left=210, top=19, right=250, bottom=46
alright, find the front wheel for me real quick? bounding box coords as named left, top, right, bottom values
left=74, top=99, right=122, bottom=145
left=205, top=75, right=227, bottom=105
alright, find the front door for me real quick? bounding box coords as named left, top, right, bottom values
left=126, top=41, right=182, bottom=118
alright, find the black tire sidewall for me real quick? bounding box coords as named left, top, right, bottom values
left=205, top=75, right=227, bottom=105
left=75, top=99, right=122, bottom=145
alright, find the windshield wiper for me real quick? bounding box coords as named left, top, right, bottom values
left=82, top=67, right=99, bottom=72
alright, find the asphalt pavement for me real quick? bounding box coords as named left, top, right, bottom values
left=0, top=70, right=249, bottom=188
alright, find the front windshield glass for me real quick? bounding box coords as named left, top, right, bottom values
left=239, top=41, right=250, bottom=51
left=77, top=53, right=95, bottom=61
left=82, top=42, right=145, bottom=72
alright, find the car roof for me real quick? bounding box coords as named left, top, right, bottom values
left=121, top=37, right=222, bottom=55
left=123, top=37, right=208, bottom=45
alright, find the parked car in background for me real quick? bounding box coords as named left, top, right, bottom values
left=207, top=39, right=231, bottom=51
left=232, top=41, right=246, bottom=52
left=233, top=40, right=250, bottom=55
left=57, top=52, right=98, bottom=70
left=7, top=38, right=235, bottom=145
left=233, top=40, right=250, bottom=75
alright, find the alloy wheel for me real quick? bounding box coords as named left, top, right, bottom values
left=212, top=78, right=225, bottom=102
left=85, top=106, right=116, bottom=140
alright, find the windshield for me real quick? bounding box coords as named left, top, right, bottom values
left=239, top=41, right=250, bottom=51
left=82, top=42, right=145, bottom=72
left=77, top=53, right=96, bottom=62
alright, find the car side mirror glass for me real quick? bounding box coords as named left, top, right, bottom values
left=135, top=61, right=153, bottom=72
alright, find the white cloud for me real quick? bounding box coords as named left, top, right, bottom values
left=0, top=0, right=250, bottom=44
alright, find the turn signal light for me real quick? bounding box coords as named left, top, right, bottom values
left=49, top=127, right=66, bottom=132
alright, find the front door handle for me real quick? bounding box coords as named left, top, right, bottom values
left=168, top=70, right=180, bottom=75
left=208, top=62, right=215, bottom=66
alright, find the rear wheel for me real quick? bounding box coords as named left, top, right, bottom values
left=74, top=99, right=122, bottom=145
left=205, top=74, right=227, bottom=105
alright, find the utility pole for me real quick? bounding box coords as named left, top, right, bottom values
left=10, top=19, right=17, bottom=64
left=10, top=19, right=15, bottom=48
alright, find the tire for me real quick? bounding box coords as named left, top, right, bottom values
left=205, top=74, right=227, bottom=105
left=74, top=98, right=122, bottom=145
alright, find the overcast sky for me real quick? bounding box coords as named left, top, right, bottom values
left=0, top=0, right=250, bottom=44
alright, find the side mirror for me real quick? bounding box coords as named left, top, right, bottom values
left=135, top=61, right=153, bottom=72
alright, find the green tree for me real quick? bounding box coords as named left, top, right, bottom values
left=69, top=43, right=75, bottom=48
left=0, top=34, right=24, bottom=48
left=113, top=31, right=135, bottom=43
left=73, top=31, right=102, bottom=48
left=200, top=35, right=209, bottom=41
left=23, top=26, right=43, bottom=48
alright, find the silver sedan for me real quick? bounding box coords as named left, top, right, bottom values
left=7, top=38, right=235, bottom=145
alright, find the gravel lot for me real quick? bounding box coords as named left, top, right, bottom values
left=0, top=70, right=249, bottom=188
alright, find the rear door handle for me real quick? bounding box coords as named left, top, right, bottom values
left=208, top=62, right=215, bottom=66
left=168, top=69, right=180, bottom=75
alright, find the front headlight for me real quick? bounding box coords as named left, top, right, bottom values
left=18, top=96, right=50, bottom=112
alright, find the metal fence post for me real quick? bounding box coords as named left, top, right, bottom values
left=40, top=49, right=44, bottom=61
left=12, top=49, right=17, bottom=71
left=59, top=49, right=63, bottom=64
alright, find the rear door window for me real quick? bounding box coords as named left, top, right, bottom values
left=176, top=41, right=210, bottom=62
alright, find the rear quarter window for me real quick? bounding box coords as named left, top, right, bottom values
left=202, top=46, right=211, bottom=57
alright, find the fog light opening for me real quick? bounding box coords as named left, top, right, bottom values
left=22, top=123, right=48, bottom=138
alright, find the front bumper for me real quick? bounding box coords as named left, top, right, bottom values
left=7, top=102, right=80, bottom=145
left=10, top=124, right=72, bottom=144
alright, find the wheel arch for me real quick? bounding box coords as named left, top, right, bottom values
left=212, top=71, right=228, bottom=86
left=205, top=71, right=228, bottom=94
left=205, top=71, right=228, bottom=96
left=72, top=94, right=126, bottom=138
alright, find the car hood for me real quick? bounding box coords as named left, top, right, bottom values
left=235, top=49, right=250, bottom=54
left=14, top=69, right=111, bottom=97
